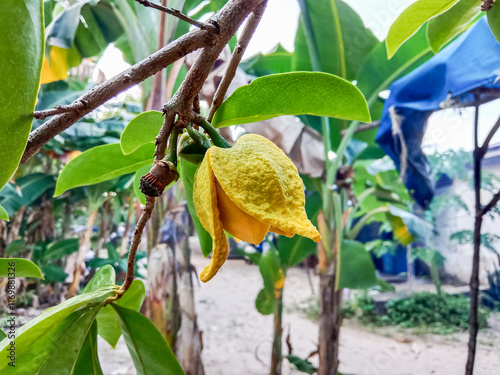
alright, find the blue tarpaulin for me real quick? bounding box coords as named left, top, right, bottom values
left=376, top=17, right=500, bottom=208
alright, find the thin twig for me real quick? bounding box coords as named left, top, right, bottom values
left=134, top=0, right=214, bottom=31
left=207, top=0, right=267, bottom=123
left=479, top=114, right=500, bottom=158
left=482, top=190, right=500, bottom=216
left=34, top=101, right=87, bottom=120
left=120, top=196, right=156, bottom=294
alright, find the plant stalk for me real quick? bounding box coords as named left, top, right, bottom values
left=270, top=288, right=284, bottom=375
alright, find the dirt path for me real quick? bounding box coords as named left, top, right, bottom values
left=99, top=250, right=500, bottom=375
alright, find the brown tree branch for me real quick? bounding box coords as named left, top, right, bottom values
left=134, top=0, right=213, bottom=30
left=34, top=101, right=87, bottom=120
left=207, top=0, right=268, bottom=123
left=482, top=190, right=500, bottom=216
left=120, top=196, right=156, bottom=293
left=21, top=0, right=264, bottom=165
left=479, top=114, right=500, bottom=158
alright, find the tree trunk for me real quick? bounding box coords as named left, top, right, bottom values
left=67, top=209, right=98, bottom=297
left=7, top=206, right=26, bottom=244
left=148, top=192, right=181, bottom=348
left=318, top=263, right=342, bottom=375
left=465, top=99, right=483, bottom=375
left=175, top=205, right=205, bottom=375
left=270, top=287, right=283, bottom=375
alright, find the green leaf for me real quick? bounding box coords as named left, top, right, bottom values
left=338, top=240, right=378, bottom=290
left=240, top=45, right=293, bottom=76
left=211, top=72, right=371, bottom=128
left=295, top=0, right=378, bottom=80
left=0, top=205, right=8, bottom=221
left=357, top=27, right=434, bottom=109
left=42, top=263, right=68, bottom=282
left=0, top=286, right=115, bottom=374
left=0, top=258, right=43, bottom=278
left=10, top=308, right=99, bottom=375
left=97, top=279, right=146, bottom=348
left=83, top=264, right=116, bottom=293
left=427, top=0, right=482, bottom=52
left=0, top=173, right=56, bottom=216
left=120, top=111, right=163, bottom=155
left=386, top=0, right=460, bottom=58
left=133, top=164, right=152, bottom=205
left=0, top=330, right=5, bottom=342
left=255, top=288, right=274, bottom=315
left=43, top=238, right=79, bottom=260
left=180, top=159, right=212, bottom=257
left=54, top=143, right=154, bottom=196
left=74, top=321, right=103, bottom=375
left=113, top=305, right=185, bottom=375
left=0, top=0, right=44, bottom=192
left=488, top=1, right=500, bottom=44
left=286, top=355, right=316, bottom=374
left=255, top=249, right=283, bottom=315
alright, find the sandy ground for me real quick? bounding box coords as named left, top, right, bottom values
left=99, top=249, right=500, bottom=375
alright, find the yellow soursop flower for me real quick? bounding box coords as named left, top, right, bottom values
left=193, top=134, right=321, bottom=282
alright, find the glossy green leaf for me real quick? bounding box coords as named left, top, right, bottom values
left=255, top=288, right=274, bottom=315
left=338, top=240, right=378, bottom=290
left=427, top=0, right=482, bottom=52
left=180, top=159, right=212, bottom=257
left=256, top=249, right=283, bottom=315
left=386, top=0, right=459, bottom=58
left=120, top=111, right=163, bottom=155
left=212, top=72, right=370, bottom=128
left=113, top=305, right=185, bottom=375
left=74, top=322, right=103, bottom=375
left=43, top=238, right=79, bottom=260
left=8, top=308, right=99, bottom=375
left=0, top=258, right=43, bottom=278
left=0, top=0, right=44, bottom=192
left=55, top=143, right=154, bottom=196
left=295, top=0, right=378, bottom=80
left=286, top=355, right=316, bottom=374
left=83, top=264, right=116, bottom=293
left=0, top=205, right=8, bottom=221
left=357, top=27, right=434, bottom=109
left=0, top=286, right=115, bottom=373
left=489, top=1, right=500, bottom=44
left=0, top=330, right=6, bottom=342
left=133, top=164, right=152, bottom=204
left=42, top=263, right=68, bottom=283
left=0, top=173, right=56, bottom=216
left=97, top=280, right=146, bottom=348
left=240, top=45, right=293, bottom=76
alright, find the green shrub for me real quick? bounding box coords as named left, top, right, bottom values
left=386, top=292, right=489, bottom=332
left=345, top=292, right=490, bottom=334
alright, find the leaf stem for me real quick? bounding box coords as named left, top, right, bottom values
left=198, top=118, right=232, bottom=149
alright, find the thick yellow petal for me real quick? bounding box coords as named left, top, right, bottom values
left=216, top=179, right=269, bottom=244
left=193, top=149, right=229, bottom=282
left=269, top=226, right=294, bottom=238
left=210, top=134, right=321, bottom=242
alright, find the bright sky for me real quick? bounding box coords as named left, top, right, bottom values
left=97, top=0, right=500, bottom=152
